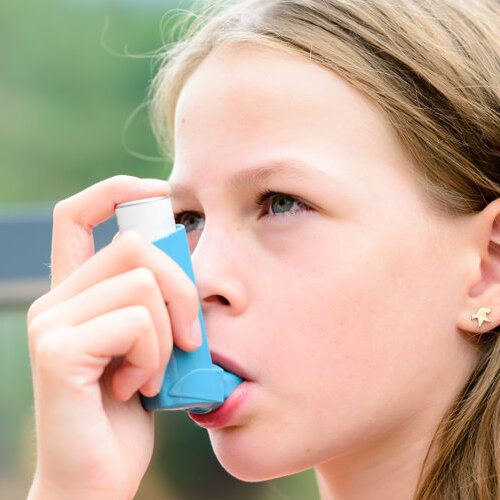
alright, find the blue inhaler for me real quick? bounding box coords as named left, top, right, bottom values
left=115, top=196, right=243, bottom=414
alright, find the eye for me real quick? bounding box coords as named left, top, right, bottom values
left=174, top=211, right=205, bottom=233
left=174, top=190, right=313, bottom=233
left=256, top=190, right=313, bottom=218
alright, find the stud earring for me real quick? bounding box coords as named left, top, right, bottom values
left=471, top=306, right=492, bottom=328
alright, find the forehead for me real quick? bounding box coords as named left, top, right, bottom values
left=171, top=43, right=416, bottom=195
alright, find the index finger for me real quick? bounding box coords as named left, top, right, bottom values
left=51, top=175, right=170, bottom=287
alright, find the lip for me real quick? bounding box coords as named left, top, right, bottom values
left=210, top=351, right=253, bottom=382
left=188, top=380, right=253, bottom=429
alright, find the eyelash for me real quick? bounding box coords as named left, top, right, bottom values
left=173, top=190, right=313, bottom=230
left=255, top=189, right=313, bottom=218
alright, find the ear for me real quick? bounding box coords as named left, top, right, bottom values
left=457, top=198, right=500, bottom=334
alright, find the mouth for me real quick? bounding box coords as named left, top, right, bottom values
left=188, top=380, right=252, bottom=429
left=188, top=352, right=255, bottom=428
left=210, top=351, right=251, bottom=382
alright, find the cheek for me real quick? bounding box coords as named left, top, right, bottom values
left=209, top=216, right=464, bottom=481
left=256, top=220, right=452, bottom=423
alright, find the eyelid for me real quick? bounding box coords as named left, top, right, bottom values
left=173, top=209, right=203, bottom=225
left=173, top=190, right=315, bottom=226
left=255, top=189, right=314, bottom=215
left=256, top=189, right=308, bottom=204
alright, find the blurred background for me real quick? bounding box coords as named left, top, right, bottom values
left=0, top=0, right=319, bottom=498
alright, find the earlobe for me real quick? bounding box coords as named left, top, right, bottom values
left=457, top=198, right=500, bottom=334
left=458, top=293, right=500, bottom=334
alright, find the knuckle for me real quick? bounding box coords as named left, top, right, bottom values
left=27, top=307, right=52, bottom=345
left=110, top=174, right=135, bottom=186
left=131, top=267, right=158, bottom=296
left=52, top=199, right=69, bottom=220
left=99, top=175, right=136, bottom=200
left=27, top=295, right=44, bottom=327
left=36, top=329, right=70, bottom=370
left=129, top=305, right=154, bottom=333
left=27, top=314, right=44, bottom=344
left=115, top=230, right=146, bottom=262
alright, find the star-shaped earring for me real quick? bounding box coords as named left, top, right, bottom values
left=471, top=306, right=492, bottom=328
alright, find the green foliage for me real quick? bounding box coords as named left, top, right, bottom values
left=0, top=0, right=174, bottom=204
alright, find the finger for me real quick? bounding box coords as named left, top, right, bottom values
left=29, top=230, right=200, bottom=353
left=36, top=306, right=160, bottom=402
left=51, top=175, right=170, bottom=287
left=29, top=267, right=173, bottom=389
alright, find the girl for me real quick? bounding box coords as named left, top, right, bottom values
left=26, top=0, right=500, bottom=498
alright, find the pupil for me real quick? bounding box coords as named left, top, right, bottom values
left=272, top=195, right=293, bottom=213
left=186, top=215, right=198, bottom=230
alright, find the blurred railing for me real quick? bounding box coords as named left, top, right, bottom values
left=0, top=204, right=117, bottom=306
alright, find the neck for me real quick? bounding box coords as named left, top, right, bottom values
left=314, top=422, right=439, bottom=500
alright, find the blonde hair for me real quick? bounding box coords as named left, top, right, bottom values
left=148, top=0, right=500, bottom=497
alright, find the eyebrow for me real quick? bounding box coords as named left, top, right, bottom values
left=169, top=158, right=326, bottom=198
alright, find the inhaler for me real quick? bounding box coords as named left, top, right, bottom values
left=115, top=196, right=243, bottom=414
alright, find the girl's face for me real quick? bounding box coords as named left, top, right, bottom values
left=168, top=44, right=479, bottom=481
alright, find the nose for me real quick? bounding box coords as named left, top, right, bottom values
left=191, top=225, right=249, bottom=316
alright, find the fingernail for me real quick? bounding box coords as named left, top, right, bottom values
left=190, top=317, right=202, bottom=347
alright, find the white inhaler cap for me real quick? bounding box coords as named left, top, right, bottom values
left=115, top=195, right=176, bottom=243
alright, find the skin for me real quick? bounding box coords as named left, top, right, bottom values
left=27, top=43, right=500, bottom=500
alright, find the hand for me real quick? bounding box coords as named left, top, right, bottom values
left=26, top=175, right=201, bottom=500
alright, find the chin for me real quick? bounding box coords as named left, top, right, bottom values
left=207, top=426, right=317, bottom=482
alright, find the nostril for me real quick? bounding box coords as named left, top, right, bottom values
left=204, top=295, right=230, bottom=305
